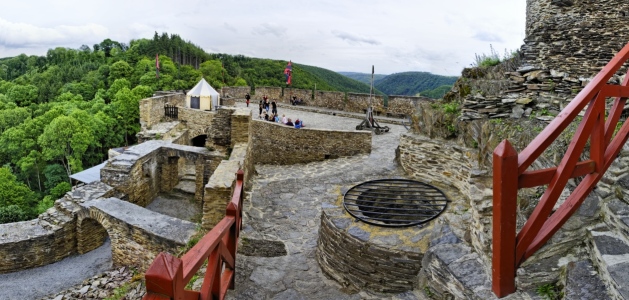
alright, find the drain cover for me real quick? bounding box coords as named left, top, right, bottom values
left=343, top=179, right=449, bottom=227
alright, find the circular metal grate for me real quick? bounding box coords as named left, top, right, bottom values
left=343, top=179, right=449, bottom=227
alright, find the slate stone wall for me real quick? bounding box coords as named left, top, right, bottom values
left=249, top=119, right=372, bottom=165
left=282, top=88, right=312, bottom=104
left=387, top=96, right=432, bottom=117
left=312, top=91, right=345, bottom=110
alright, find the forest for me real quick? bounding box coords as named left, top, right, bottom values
left=339, top=71, right=458, bottom=99
left=0, top=32, right=377, bottom=224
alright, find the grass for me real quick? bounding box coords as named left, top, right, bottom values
left=472, top=44, right=518, bottom=68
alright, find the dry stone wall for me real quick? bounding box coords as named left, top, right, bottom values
left=208, top=108, right=234, bottom=147
left=230, top=108, right=251, bottom=147
left=282, top=88, right=312, bottom=104
left=312, top=91, right=345, bottom=110
left=346, top=93, right=384, bottom=114
left=387, top=96, right=432, bottom=117
left=139, top=93, right=185, bottom=129
left=249, top=119, right=371, bottom=165
left=221, top=86, right=251, bottom=99
left=178, top=107, right=214, bottom=141
left=254, top=86, right=282, bottom=100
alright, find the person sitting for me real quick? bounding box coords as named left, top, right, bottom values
left=282, top=114, right=288, bottom=124
left=261, top=110, right=267, bottom=120
left=267, top=113, right=274, bottom=121
left=294, top=119, right=301, bottom=129
left=285, top=118, right=294, bottom=126
left=275, top=115, right=280, bottom=122
left=290, top=95, right=297, bottom=105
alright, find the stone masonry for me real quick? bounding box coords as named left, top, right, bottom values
left=249, top=118, right=372, bottom=165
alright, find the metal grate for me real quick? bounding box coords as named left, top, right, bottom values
left=343, top=179, right=449, bottom=227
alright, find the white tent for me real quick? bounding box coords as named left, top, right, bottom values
left=186, top=78, right=220, bottom=110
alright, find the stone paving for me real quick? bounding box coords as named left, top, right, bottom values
left=226, top=103, right=428, bottom=299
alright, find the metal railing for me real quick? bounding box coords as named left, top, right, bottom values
left=165, top=104, right=178, bottom=119
left=143, top=170, right=244, bottom=300
left=492, top=42, right=629, bottom=297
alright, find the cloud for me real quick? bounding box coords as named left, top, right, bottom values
left=332, top=30, right=381, bottom=45
left=252, top=23, right=286, bottom=37
left=0, top=17, right=108, bottom=48
left=473, top=31, right=504, bottom=42
left=223, top=22, right=237, bottom=33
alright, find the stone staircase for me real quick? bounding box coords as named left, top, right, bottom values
left=173, top=168, right=197, bottom=197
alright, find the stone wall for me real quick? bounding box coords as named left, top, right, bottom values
left=398, top=134, right=475, bottom=197
left=346, top=93, right=385, bottom=114
left=139, top=93, right=185, bottom=129
left=0, top=182, right=114, bottom=274
left=230, top=108, right=251, bottom=147
left=249, top=119, right=372, bottom=165
left=178, top=107, right=214, bottom=141
left=221, top=86, right=251, bottom=99
left=80, top=197, right=197, bottom=270
left=387, top=96, right=433, bottom=117
left=100, top=141, right=220, bottom=207
left=312, top=91, right=346, bottom=110
left=254, top=86, right=282, bottom=100
left=208, top=108, right=234, bottom=147
left=282, top=88, right=312, bottom=104
left=317, top=205, right=427, bottom=293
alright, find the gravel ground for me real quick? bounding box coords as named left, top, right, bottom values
left=0, top=240, right=112, bottom=300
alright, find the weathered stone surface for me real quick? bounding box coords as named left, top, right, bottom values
left=563, top=260, right=611, bottom=300
left=249, top=119, right=371, bottom=165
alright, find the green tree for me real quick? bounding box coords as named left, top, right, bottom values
left=38, top=115, right=93, bottom=179
left=6, top=84, right=39, bottom=106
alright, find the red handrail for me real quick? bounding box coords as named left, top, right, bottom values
left=143, top=170, right=244, bottom=300
left=492, top=42, right=629, bottom=297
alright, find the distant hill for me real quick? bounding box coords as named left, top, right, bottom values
left=294, top=64, right=374, bottom=94
left=375, top=72, right=458, bottom=97
left=339, top=71, right=458, bottom=99
left=338, top=72, right=388, bottom=86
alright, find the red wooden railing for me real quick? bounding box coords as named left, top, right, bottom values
left=492, top=42, right=629, bottom=297
left=143, top=170, right=244, bottom=300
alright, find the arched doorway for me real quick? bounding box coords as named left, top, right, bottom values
left=191, top=134, right=207, bottom=147
left=77, top=217, right=109, bottom=254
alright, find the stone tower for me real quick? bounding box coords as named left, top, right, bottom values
left=522, top=0, right=629, bottom=78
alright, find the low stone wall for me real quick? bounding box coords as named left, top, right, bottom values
left=282, top=88, right=312, bottom=104
left=254, top=86, right=282, bottom=100
left=346, top=93, right=385, bottom=114
left=80, top=197, right=197, bottom=269
left=139, top=93, right=185, bottom=129
left=312, top=91, right=345, bottom=110
left=249, top=119, right=372, bottom=165
left=221, top=86, right=251, bottom=99
left=387, top=96, right=432, bottom=117
left=398, top=134, right=475, bottom=197
left=316, top=198, right=429, bottom=293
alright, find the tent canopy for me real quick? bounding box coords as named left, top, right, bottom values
left=186, top=78, right=220, bottom=110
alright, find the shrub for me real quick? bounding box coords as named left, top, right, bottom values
left=0, top=205, right=29, bottom=224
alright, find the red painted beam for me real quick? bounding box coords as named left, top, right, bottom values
left=518, top=160, right=596, bottom=188
left=492, top=140, right=518, bottom=297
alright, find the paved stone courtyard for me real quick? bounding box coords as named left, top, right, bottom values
left=226, top=103, right=427, bottom=299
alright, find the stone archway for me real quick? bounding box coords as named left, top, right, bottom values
left=76, top=210, right=111, bottom=255
left=191, top=134, right=208, bottom=147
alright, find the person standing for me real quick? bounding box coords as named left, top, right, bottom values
left=259, top=99, right=263, bottom=116
left=245, top=93, right=251, bottom=107
left=271, top=99, right=277, bottom=115
left=264, top=97, right=270, bottom=112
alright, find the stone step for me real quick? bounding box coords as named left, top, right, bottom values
left=561, top=259, right=611, bottom=299
left=587, top=226, right=629, bottom=299
left=602, top=198, right=629, bottom=240
left=180, top=174, right=196, bottom=182
left=174, top=180, right=196, bottom=195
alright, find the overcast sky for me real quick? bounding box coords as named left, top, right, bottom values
left=0, top=0, right=526, bottom=76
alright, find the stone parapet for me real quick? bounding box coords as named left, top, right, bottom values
left=139, top=93, right=185, bottom=129
left=346, top=93, right=384, bottom=114
left=230, top=108, right=250, bottom=147
left=178, top=107, right=214, bottom=141
left=249, top=119, right=371, bottom=165
left=254, top=86, right=282, bottom=100
left=282, top=88, right=312, bottom=104
left=202, top=160, right=240, bottom=230
left=387, top=95, right=432, bottom=117
left=81, top=198, right=197, bottom=269
left=221, top=86, right=251, bottom=99
left=312, top=91, right=345, bottom=110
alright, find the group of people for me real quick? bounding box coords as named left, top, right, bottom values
left=252, top=94, right=304, bottom=128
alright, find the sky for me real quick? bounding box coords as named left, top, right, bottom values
left=0, top=0, right=526, bottom=76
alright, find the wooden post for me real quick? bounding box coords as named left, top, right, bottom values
left=492, top=140, right=518, bottom=297
left=144, top=252, right=186, bottom=299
